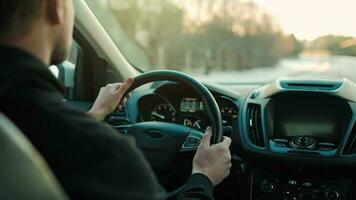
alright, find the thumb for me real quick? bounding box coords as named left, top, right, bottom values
left=201, top=127, right=212, bottom=147
left=221, top=136, right=232, bottom=148
left=116, top=78, right=133, bottom=96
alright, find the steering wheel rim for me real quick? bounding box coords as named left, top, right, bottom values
left=124, top=70, right=223, bottom=144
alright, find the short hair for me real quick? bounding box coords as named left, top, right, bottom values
left=0, top=0, right=44, bottom=39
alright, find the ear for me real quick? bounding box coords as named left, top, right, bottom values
left=46, top=0, right=65, bottom=25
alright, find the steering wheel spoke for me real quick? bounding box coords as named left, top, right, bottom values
left=180, top=130, right=204, bottom=152
left=110, top=124, right=132, bottom=135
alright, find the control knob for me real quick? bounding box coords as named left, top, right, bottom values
left=260, top=180, right=275, bottom=193
left=325, top=189, right=340, bottom=200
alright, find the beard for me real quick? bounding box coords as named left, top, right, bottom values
left=51, top=0, right=74, bottom=66
left=50, top=39, right=71, bottom=65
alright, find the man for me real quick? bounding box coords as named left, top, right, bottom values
left=0, top=0, right=232, bottom=199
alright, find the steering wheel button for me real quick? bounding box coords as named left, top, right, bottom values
left=186, top=137, right=193, bottom=144
left=190, top=138, right=198, bottom=144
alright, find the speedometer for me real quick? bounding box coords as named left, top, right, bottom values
left=218, top=97, right=238, bottom=127
left=221, top=106, right=238, bottom=126
left=150, top=103, right=176, bottom=122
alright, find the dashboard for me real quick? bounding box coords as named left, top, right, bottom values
left=106, top=77, right=356, bottom=199
left=240, top=78, right=356, bottom=200
left=136, top=83, right=238, bottom=132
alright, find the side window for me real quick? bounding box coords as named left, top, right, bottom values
left=51, top=41, right=82, bottom=100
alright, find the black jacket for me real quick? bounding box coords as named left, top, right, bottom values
left=0, top=46, right=214, bottom=200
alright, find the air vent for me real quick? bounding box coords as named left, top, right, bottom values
left=280, top=80, right=342, bottom=91
left=246, top=104, right=265, bottom=147
left=343, top=123, right=356, bottom=155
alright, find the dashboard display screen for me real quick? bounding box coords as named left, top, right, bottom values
left=273, top=94, right=350, bottom=141
left=180, top=98, right=204, bottom=113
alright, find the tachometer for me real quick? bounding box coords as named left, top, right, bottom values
left=220, top=105, right=238, bottom=126
left=150, top=103, right=176, bottom=122
left=218, top=97, right=238, bottom=127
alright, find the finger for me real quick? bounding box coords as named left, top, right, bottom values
left=116, top=105, right=123, bottom=112
left=221, top=136, right=232, bottom=148
left=121, top=97, right=128, bottom=104
left=115, top=104, right=123, bottom=112
left=126, top=93, right=132, bottom=99
left=108, top=83, right=121, bottom=89
left=116, top=78, right=133, bottom=95
left=113, top=83, right=123, bottom=90
left=201, top=127, right=212, bottom=147
left=115, top=105, right=123, bottom=112
left=117, top=96, right=127, bottom=106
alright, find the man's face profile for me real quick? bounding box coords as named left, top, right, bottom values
left=50, top=0, right=75, bottom=65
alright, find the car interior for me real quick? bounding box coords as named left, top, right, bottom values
left=2, top=0, right=356, bottom=200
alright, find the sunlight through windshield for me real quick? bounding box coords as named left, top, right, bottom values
left=85, top=0, right=356, bottom=84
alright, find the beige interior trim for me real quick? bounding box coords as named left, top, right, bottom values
left=74, top=0, right=139, bottom=79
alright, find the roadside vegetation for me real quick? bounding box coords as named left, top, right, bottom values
left=87, top=0, right=356, bottom=74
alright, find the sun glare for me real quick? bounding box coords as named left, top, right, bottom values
left=255, top=0, right=356, bottom=40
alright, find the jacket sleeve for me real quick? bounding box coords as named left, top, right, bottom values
left=176, top=173, right=214, bottom=200
left=4, top=91, right=168, bottom=200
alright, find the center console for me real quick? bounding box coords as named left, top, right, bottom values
left=265, top=93, right=351, bottom=156
left=247, top=93, right=354, bottom=199
left=250, top=168, right=353, bottom=200
left=238, top=78, right=356, bottom=200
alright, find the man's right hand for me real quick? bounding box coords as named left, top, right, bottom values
left=192, top=127, right=232, bottom=186
left=88, top=78, right=133, bottom=121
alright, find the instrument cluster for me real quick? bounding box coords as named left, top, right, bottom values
left=137, top=93, right=238, bottom=131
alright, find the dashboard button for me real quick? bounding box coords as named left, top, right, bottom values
left=260, top=180, right=275, bottom=193
left=325, top=189, right=340, bottom=200
left=290, top=136, right=317, bottom=149
left=275, top=142, right=287, bottom=147
left=301, top=192, right=318, bottom=199
left=184, top=136, right=201, bottom=147
left=190, top=138, right=199, bottom=145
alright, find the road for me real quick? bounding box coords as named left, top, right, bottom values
left=194, top=55, right=356, bottom=84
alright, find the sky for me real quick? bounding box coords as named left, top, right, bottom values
left=255, top=0, right=356, bottom=40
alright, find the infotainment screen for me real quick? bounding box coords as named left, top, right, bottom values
left=272, top=94, right=351, bottom=141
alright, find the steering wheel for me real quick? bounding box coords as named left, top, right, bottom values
left=114, top=70, right=223, bottom=171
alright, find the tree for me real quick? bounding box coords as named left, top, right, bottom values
left=311, top=35, right=356, bottom=56
left=91, top=0, right=305, bottom=72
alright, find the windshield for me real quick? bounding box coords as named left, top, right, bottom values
left=85, top=0, right=356, bottom=84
